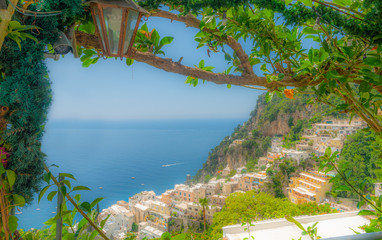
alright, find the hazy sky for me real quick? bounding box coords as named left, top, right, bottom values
left=46, top=15, right=262, bottom=120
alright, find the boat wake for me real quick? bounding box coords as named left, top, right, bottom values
left=162, top=163, right=183, bottom=167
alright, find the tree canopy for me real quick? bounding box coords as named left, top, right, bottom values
left=208, top=191, right=335, bottom=239
left=73, top=0, right=382, bottom=132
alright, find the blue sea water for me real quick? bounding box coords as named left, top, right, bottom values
left=18, top=118, right=246, bottom=230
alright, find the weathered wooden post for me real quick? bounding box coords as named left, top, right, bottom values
left=56, top=175, right=64, bottom=240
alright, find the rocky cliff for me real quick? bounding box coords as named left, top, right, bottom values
left=193, top=93, right=336, bottom=182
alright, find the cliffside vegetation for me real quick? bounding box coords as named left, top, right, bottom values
left=330, top=130, right=382, bottom=199
left=193, top=93, right=343, bottom=183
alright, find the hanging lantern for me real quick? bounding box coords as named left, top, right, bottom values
left=86, top=0, right=149, bottom=57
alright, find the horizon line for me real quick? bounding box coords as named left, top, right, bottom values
left=47, top=117, right=249, bottom=122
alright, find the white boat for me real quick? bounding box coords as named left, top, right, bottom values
left=141, top=184, right=145, bottom=186
left=131, top=177, right=135, bottom=179
left=15, top=212, right=22, bottom=215
left=36, top=208, right=40, bottom=211
left=98, top=187, right=103, bottom=189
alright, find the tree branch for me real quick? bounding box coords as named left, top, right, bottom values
left=150, top=9, right=254, bottom=75
left=131, top=48, right=259, bottom=85
left=75, top=30, right=311, bottom=88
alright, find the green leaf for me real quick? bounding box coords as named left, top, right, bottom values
left=265, top=92, right=274, bottom=103
left=100, top=215, right=110, bottom=229
left=80, top=202, right=92, bottom=213
left=260, top=64, right=269, bottom=72
left=38, top=185, right=51, bottom=203
left=82, top=58, right=95, bottom=68
left=358, top=210, right=376, bottom=216
left=285, top=0, right=293, bottom=5
left=324, top=147, right=332, bottom=157
left=8, top=215, right=18, bottom=233
left=140, top=23, right=148, bottom=32
left=61, top=180, right=72, bottom=190
left=151, top=29, right=160, bottom=47
left=43, top=172, right=51, bottom=184
left=72, top=186, right=91, bottom=192
left=357, top=199, right=366, bottom=209
left=159, top=36, right=174, bottom=46
left=90, top=197, right=104, bottom=208
left=126, top=58, right=134, bottom=66
left=78, top=21, right=95, bottom=34
left=77, top=217, right=88, bottom=231
left=82, top=49, right=96, bottom=56
left=199, top=60, right=205, bottom=68
left=59, top=173, right=76, bottom=181
left=60, top=186, right=67, bottom=198
left=250, top=57, right=261, bottom=66
left=13, top=194, right=25, bottom=207
left=74, top=194, right=81, bottom=202
left=299, top=0, right=312, bottom=7
left=225, top=53, right=233, bottom=62
left=47, top=191, right=57, bottom=201
left=89, top=230, right=98, bottom=240
left=285, top=215, right=306, bottom=232
left=308, top=49, right=314, bottom=63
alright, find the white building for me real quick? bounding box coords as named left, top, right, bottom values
left=139, top=225, right=164, bottom=239
left=222, top=211, right=369, bottom=240
left=97, top=204, right=134, bottom=240
left=271, top=137, right=283, bottom=153
left=283, top=149, right=310, bottom=164
left=312, top=119, right=366, bottom=138
left=129, top=191, right=156, bottom=209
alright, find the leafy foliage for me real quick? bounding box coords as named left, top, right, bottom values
left=139, top=0, right=382, bottom=44
left=134, top=23, right=174, bottom=55
left=0, top=0, right=84, bottom=204
left=330, top=130, right=382, bottom=198
left=209, top=191, right=335, bottom=239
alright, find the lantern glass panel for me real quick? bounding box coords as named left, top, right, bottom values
left=94, top=14, right=106, bottom=51
left=123, top=10, right=139, bottom=55
left=103, top=7, right=123, bottom=54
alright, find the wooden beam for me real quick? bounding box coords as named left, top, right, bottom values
left=0, top=0, right=19, bottom=51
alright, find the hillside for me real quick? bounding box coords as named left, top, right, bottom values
left=193, top=93, right=342, bottom=182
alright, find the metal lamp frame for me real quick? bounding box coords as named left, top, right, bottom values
left=89, top=2, right=144, bottom=58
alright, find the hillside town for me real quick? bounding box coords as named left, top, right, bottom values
left=98, top=118, right=368, bottom=239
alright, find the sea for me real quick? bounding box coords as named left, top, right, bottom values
left=17, top=118, right=246, bottom=230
